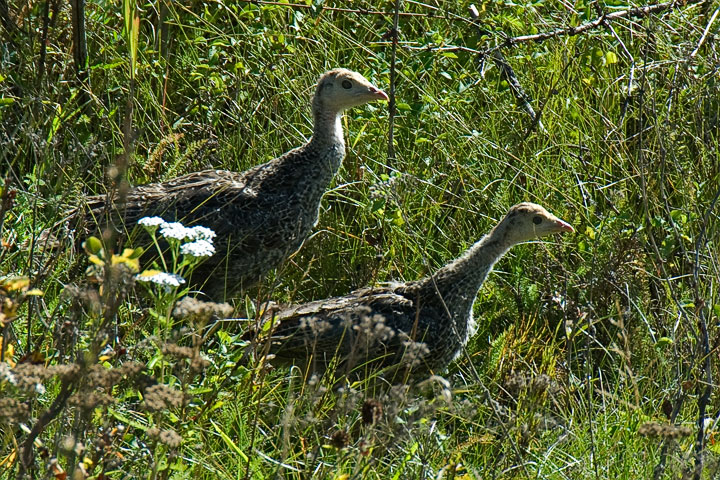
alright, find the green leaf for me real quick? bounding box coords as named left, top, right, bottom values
left=669, top=210, right=687, bottom=224
left=83, top=236, right=103, bottom=255
left=584, top=226, right=595, bottom=240
left=211, top=420, right=249, bottom=462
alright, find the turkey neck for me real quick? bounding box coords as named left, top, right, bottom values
left=259, top=99, right=346, bottom=208
left=302, top=99, right=346, bottom=181
left=419, top=220, right=514, bottom=323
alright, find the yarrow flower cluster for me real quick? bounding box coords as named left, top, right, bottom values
left=137, top=216, right=165, bottom=228
left=135, top=217, right=217, bottom=290
left=137, top=217, right=216, bottom=258
left=159, top=222, right=216, bottom=242
left=186, top=226, right=215, bottom=241
left=159, top=222, right=193, bottom=240
left=180, top=239, right=215, bottom=257
left=136, top=272, right=186, bottom=287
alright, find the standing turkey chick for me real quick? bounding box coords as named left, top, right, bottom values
left=248, top=203, right=573, bottom=380
left=74, top=69, right=388, bottom=299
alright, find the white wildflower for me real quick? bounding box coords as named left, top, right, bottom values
left=180, top=239, right=215, bottom=257
left=159, top=222, right=193, bottom=240
left=0, top=362, right=16, bottom=385
left=186, top=226, right=216, bottom=241
left=138, top=216, right=166, bottom=227
left=136, top=271, right=186, bottom=287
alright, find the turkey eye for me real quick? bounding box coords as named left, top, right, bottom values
left=341, top=80, right=352, bottom=89
left=532, top=216, right=542, bottom=225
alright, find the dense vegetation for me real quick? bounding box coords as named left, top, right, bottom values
left=1, top=0, right=719, bottom=478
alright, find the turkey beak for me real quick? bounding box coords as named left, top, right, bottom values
left=369, top=86, right=389, bottom=101
left=555, top=218, right=574, bottom=233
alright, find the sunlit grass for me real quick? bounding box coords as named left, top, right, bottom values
left=1, top=0, right=719, bottom=478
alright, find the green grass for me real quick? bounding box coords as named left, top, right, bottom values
left=2, top=0, right=720, bottom=478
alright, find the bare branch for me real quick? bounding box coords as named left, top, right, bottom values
left=505, top=0, right=706, bottom=46
left=17, top=381, right=75, bottom=478
left=691, top=185, right=720, bottom=479
left=469, top=5, right=545, bottom=133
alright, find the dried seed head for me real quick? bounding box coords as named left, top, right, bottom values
left=119, top=361, right=144, bottom=377
left=159, top=429, right=182, bottom=448
left=69, top=390, right=116, bottom=411
left=50, top=363, right=82, bottom=381
left=504, top=371, right=528, bottom=396
left=147, top=426, right=182, bottom=448
left=330, top=429, right=350, bottom=449
left=399, top=335, right=430, bottom=368
left=143, top=384, right=187, bottom=411
left=530, top=373, right=551, bottom=394
left=162, top=343, right=210, bottom=373
left=86, top=364, right=122, bottom=389
left=172, top=296, right=232, bottom=326
left=353, top=314, right=396, bottom=343
left=12, top=363, right=52, bottom=393
left=361, top=398, right=383, bottom=425
left=638, top=421, right=692, bottom=439
left=162, top=343, right=195, bottom=360
left=60, top=435, right=78, bottom=455
left=0, top=398, right=29, bottom=423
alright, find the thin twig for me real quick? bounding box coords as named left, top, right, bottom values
left=70, top=0, right=90, bottom=108
left=469, top=5, right=545, bottom=133
left=231, top=0, right=702, bottom=50
left=37, top=0, right=51, bottom=83
left=387, top=0, right=401, bottom=169
left=0, top=176, right=14, bottom=240
left=643, top=28, right=703, bottom=479
left=17, top=382, right=75, bottom=478
left=691, top=185, right=720, bottom=479
left=235, top=0, right=470, bottom=22
left=690, top=6, right=719, bottom=58
left=0, top=0, right=19, bottom=49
